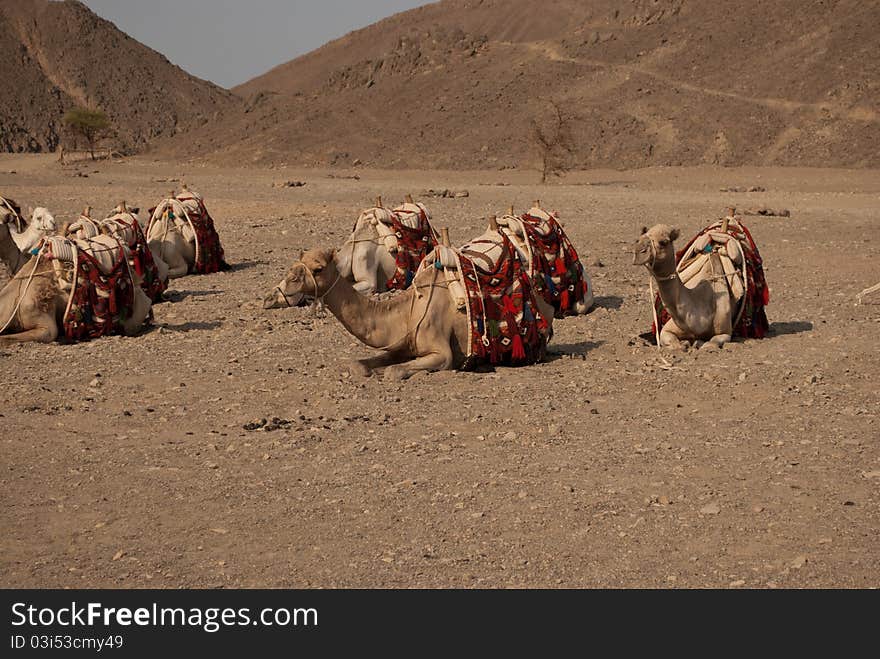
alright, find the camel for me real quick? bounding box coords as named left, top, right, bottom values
left=272, top=246, right=553, bottom=380
left=146, top=185, right=227, bottom=278
left=264, top=196, right=432, bottom=309
left=0, top=234, right=151, bottom=343
left=633, top=224, right=734, bottom=349
left=0, top=203, right=56, bottom=274
left=11, top=207, right=56, bottom=254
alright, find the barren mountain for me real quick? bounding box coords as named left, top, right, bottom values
left=0, top=0, right=238, bottom=154
left=167, top=0, right=880, bottom=169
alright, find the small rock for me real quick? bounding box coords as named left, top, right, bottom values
left=699, top=502, right=721, bottom=515
left=112, top=550, right=125, bottom=561
left=729, top=579, right=746, bottom=587
left=790, top=555, right=808, bottom=569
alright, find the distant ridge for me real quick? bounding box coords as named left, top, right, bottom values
left=0, top=0, right=238, bottom=153
left=168, top=0, right=880, bottom=169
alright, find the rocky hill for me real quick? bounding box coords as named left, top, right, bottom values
left=0, top=0, right=238, bottom=154
left=169, top=0, right=879, bottom=169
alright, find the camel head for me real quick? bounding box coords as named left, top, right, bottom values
left=263, top=248, right=338, bottom=309
left=29, top=208, right=57, bottom=234
left=633, top=224, right=680, bottom=268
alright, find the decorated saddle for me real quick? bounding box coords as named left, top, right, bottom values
left=652, top=216, right=770, bottom=339
left=148, top=187, right=228, bottom=274
left=421, top=231, right=550, bottom=369
left=39, top=235, right=139, bottom=342
left=497, top=207, right=591, bottom=317
left=102, top=209, right=167, bottom=302
left=354, top=201, right=438, bottom=290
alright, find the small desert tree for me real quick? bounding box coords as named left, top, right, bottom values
left=63, top=107, right=112, bottom=160
left=530, top=100, right=575, bottom=184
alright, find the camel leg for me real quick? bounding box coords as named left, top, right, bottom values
left=0, top=323, right=57, bottom=343
left=383, top=350, right=453, bottom=382
left=659, top=319, right=688, bottom=350
left=574, top=276, right=595, bottom=314
left=349, top=352, right=406, bottom=377
left=701, top=333, right=732, bottom=351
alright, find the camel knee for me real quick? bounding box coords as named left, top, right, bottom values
left=659, top=331, right=685, bottom=349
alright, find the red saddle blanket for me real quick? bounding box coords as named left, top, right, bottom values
left=43, top=246, right=137, bottom=342
left=109, top=213, right=166, bottom=302
left=652, top=220, right=770, bottom=339
left=179, top=197, right=228, bottom=275
left=386, top=206, right=437, bottom=290
left=453, top=233, right=550, bottom=369
left=518, top=211, right=589, bottom=317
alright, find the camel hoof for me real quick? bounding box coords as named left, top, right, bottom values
left=700, top=342, right=720, bottom=352
left=383, top=365, right=408, bottom=382
left=349, top=361, right=372, bottom=378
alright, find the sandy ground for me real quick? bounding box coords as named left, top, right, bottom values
left=0, top=155, right=877, bottom=588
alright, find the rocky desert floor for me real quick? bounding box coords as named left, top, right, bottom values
left=0, top=154, right=877, bottom=588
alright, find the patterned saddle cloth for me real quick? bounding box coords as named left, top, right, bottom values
left=496, top=207, right=590, bottom=317
left=420, top=232, right=550, bottom=368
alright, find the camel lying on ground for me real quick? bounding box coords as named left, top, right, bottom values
left=634, top=224, right=733, bottom=349
left=0, top=220, right=151, bottom=343
left=263, top=196, right=434, bottom=309
left=272, top=246, right=553, bottom=380
left=146, top=185, right=227, bottom=278
left=0, top=200, right=57, bottom=274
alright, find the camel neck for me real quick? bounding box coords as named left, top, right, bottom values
left=0, top=232, right=28, bottom=275
left=322, top=274, right=413, bottom=350
left=650, top=252, right=692, bottom=323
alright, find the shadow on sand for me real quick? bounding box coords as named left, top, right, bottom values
left=146, top=320, right=223, bottom=334
left=593, top=295, right=623, bottom=311
left=546, top=340, right=604, bottom=362
left=769, top=321, right=814, bottom=336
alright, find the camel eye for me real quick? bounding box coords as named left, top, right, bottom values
left=313, top=266, right=323, bottom=274
left=659, top=239, right=669, bottom=247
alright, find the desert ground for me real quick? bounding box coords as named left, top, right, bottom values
left=0, top=154, right=877, bottom=588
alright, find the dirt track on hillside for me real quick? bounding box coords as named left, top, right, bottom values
left=1, top=156, right=878, bottom=588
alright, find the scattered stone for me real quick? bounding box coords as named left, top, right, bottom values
left=720, top=186, right=766, bottom=192
left=729, top=579, right=746, bottom=587
left=790, top=554, right=808, bottom=569
left=273, top=180, right=306, bottom=188
left=243, top=418, right=267, bottom=431
left=699, top=502, right=721, bottom=515
left=741, top=206, right=791, bottom=217
left=112, top=550, right=125, bottom=561
left=422, top=189, right=469, bottom=198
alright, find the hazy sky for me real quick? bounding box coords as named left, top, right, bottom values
left=81, top=1, right=433, bottom=89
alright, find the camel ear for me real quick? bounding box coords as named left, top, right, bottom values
left=641, top=226, right=648, bottom=235
left=670, top=227, right=680, bottom=241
